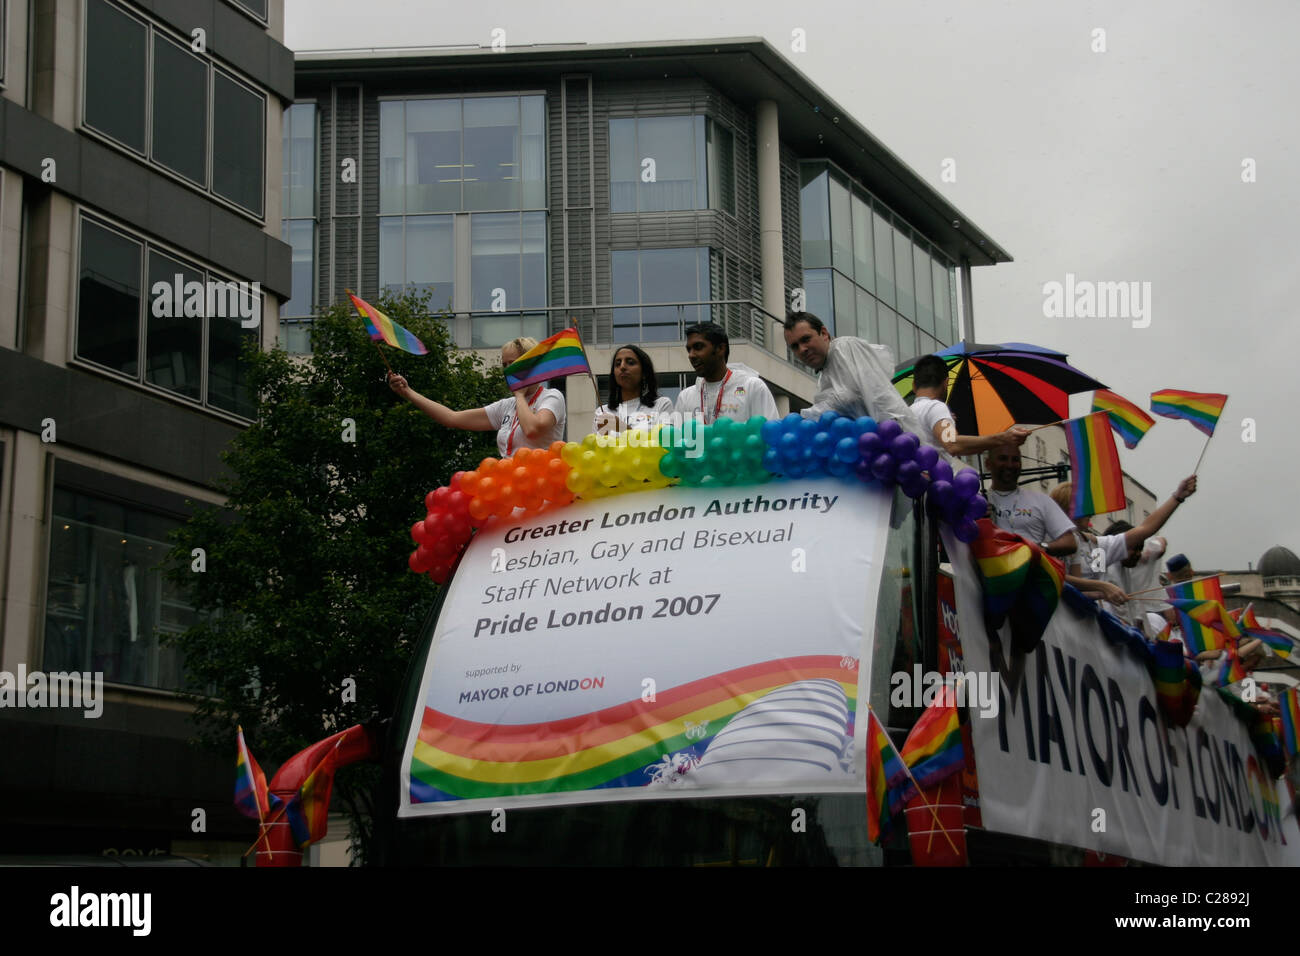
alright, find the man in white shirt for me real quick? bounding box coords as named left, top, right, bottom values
left=674, top=322, right=779, bottom=424
left=910, top=354, right=1030, bottom=456
left=984, top=444, right=1077, bottom=557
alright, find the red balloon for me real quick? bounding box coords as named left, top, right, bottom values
left=431, top=536, right=457, bottom=559
left=425, top=490, right=439, bottom=512
left=428, top=564, right=450, bottom=585
left=411, top=520, right=428, bottom=544
left=431, top=486, right=451, bottom=507
left=409, top=550, right=430, bottom=573
left=415, top=544, right=435, bottom=566
left=448, top=471, right=465, bottom=492
left=446, top=490, right=468, bottom=513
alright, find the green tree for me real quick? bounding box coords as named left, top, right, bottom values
left=165, top=292, right=504, bottom=862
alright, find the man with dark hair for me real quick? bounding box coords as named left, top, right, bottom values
left=675, top=321, right=778, bottom=424
left=985, top=444, right=1077, bottom=557
left=782, top=312, right=930, bottom=444
left=911, top=354, right=1029, bottom=455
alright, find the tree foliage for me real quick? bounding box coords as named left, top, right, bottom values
left=165, top=292, right=504, bottom=859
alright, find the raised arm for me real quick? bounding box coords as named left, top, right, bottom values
left=388, top=373, right=494, bottom=431
left=1124, top=476, right=1197, bottom=551
left=935, top=420, right=1030, bottom=457
left=1043, top=529, right=1078, bottom=557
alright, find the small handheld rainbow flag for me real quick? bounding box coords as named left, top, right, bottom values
left=1168, top=598, right=1240, bottom=656
left=969, top=520, right=1064, bottom=654
left=1064, top=411, right=1126, bottom=518
left=503, top=328, right=590, bottom=391
left=900, top=685, right=965, bottom=790
left=1150, top=389, right=1228, bottom=437
left=1091, top=390, right=1155, bottom=449
left=1216, top=644, right=1249, bottom=687
left=1281, top=687, right=1300, bottom=757
left=1232, top=604, right=1295, bottom=659
left=235, top=726, right=279, bottom=821
left=1166, top=575, right=1223, bottom=605
left=866, top=708, right=915, bottom=844
left=349, top=291, right=428, bottom=355
left=1149, top=637, right=1199, bottom=727
left=284, top=734, right=347, bottom=850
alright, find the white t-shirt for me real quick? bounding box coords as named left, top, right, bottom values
left=674, top=364, right=778, bottom=424
left=484, top=387, right=566, bottom=457
left=1067, top=531, right=1129, bottom=581
left=911, top=396, right=954, bottom=449
left=987, top=487, right=1076, bottom=549
left=593, top=396, right=675, bottom=435
left=1106, top=536, right=1168, bottom=617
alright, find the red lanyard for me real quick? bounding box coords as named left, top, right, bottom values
left=700, top=369, right=732, bottom=425
left=506, top=388, right=543, bottom=456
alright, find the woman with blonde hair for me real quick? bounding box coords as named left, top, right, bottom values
left=387, top=336, right=566, bottom=456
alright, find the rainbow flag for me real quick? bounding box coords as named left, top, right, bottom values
left=1092, top=390, right=1156, bottom=449
left=866, top=708, right=915, bottom=844
left=1150, top=389, right=1228, bottom=437
left=900, top=686, right=965, bottom=789
left=1216, top=644, right=1248, bottom=687
left=1282, top=688, right=1300, bottom=757
left=1165, top=576, right=1223, bottom=604
left=284, top=736, right=345, bottom=850
left=503, top=328, right=589, bottom=391
left=1233, top=604, right=1296, bottom=659
left=349, top=291, right=428, bottom=355
left=235, top=726, right=278, bottom=821
left=1064, top=412, right=1126, bottom=517
left=970, top=520, right=1064, bottom=654
left=1149, top=638, right=1199, bottom=727
left=1168, top=599, right=1239, bottom=656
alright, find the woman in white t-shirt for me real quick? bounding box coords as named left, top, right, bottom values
left=592, top=344, right=674, bottom=436
left=387, top=336, right=567, bottom=457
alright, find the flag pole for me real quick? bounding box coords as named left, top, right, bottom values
left=1023, top=419, right=1066, bottom=434
left=1192, top=432, right=1213, bottom=475
left=346, top=289, right=397, bottom=378
left=1125, top=572, right=1222, bottom=599
left=868, top=705, right=960, bottom=855
left=570, top=321, right=604, bottom=410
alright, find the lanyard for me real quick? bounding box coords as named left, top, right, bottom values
left=506, top=388, right=543, bottom=456
left=700, top=369, right=732, bottom=425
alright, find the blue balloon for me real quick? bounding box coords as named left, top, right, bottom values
left=762, top=449, right=783, bottom=473
left=876, top=419, right=903, bottom=442
left=854, top=459, right=875, bottom=481
left=835, top=436, right=860, bottom=463
left=855, top=416, right=878, bottom=435
left=931, top=460, right=954, bottom=485
left=826, top=457, right=850, bottom=478
left=798, top=419, right=819, bottom=444
left=819, top=410, right=840, bottom=428
left=779, top=432, right=801, bottom=460
left=830, top=417, right=856, bottom=441
left=915, top=444, right=939, bottom=472
left=872, top=453, right=897, bottom=482
left=783, top=412, right=804, bottom=429
left=785, top=460, right=805, bottom=479
left=812, top=431, right=835, bottom=458
left=761, top=419, right=783, bottom=445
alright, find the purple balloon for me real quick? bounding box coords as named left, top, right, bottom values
left=952, top=468, right=981, bottom=500
left=900, top=477, right=926, bottom=499
left=858, top=431, right=882, bottom=458
left=872, top=452, right=897, bottom=482
left=931, top=460, right=954, bottom=485
left=891, top=433, right=919, bottom=461
left=955, top=519, right=980, bottom=544
left=854, top=459, right=875, bottom=481
left=930, top=479, right=954, bottom=508
left=896, top=460, right=921, bottom=484
left=876, top=419, right=902, bottom=442
left=965, top=494, right=989, bottom=521
left=915, top=444, right=939, bottom=472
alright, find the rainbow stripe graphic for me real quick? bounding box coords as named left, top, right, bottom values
left=503, top=328, right=589, bottom=391
left=409, top=656, right=857, bottom=802
left=1150, top=389, right=1228, bottom=437
left=1166, top=576, right=1224, bottom=604
left=349, top=292, right=428, bottom=355
left=1065, top=411, right=1126, bottom=517
left=1091, top=389, right=1156, bottom=449
left=1282, top=688, right=1300, bottom=757
left=900, top=687, right=964, bottom=789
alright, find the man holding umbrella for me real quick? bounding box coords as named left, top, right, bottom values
left=911, top=354, right=1030, bottom=456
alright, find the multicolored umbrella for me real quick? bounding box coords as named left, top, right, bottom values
left=893, top=341, right=1105, bottom=436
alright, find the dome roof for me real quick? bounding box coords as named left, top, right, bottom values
left=1259, top=545, right=1300, bottom=577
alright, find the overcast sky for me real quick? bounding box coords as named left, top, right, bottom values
left=286, top=0, right=1300, bottom=570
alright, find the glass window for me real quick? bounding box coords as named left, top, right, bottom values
left=78, top=220, right=142, bottom=376
left=379, top=101, right=406, bottom=214
left=282, top=103, right=317, bottom=219
left=644, top=116, right=700, bottom=212
left=145, top=250, right=203, bottom=399
left=212, top=71, right=265, bottom=215
left=800, top=164, right=830, bottom=268
left=44, top=490, right=192, bottom=690
left=521, top=96, right=546, bottom=209
left=609, top=118, right=638, bottom=214
left=706, top=119, right=735, bottom=215
left=208, top=292, right=258, bottom=419
left=801, top=270, right=832, bottom=332
left=464, top=97, right=521, bottom=211
left=872, top=205, right=895, bottom=308
left=851, top=191, right=874, bottom=294
left=85, top=0, right=148, bottom=152
left=856, top=286, right=877, bottom=342
left=280, top=219, right=315, bottom=318
left=833, top=271, right=855, bottom=340
left=408, top=216, right=456, bottom=307
left=612, top=247, right=708, bottom=342
left=897, top=319, right=918, bottom=362
left=404, top=99, right=463, bottom=213
left=229, top=0, right=268, bottom=19
left=379, top=217, right=405, bottom=296
left=151, top=34, right=207, bottom=184
left=521, top=212, right=547, bottom=309
left=893, top=225, right=915, bottom=321
left=876, top=305, right=897, bottom=359
left=471, top=212, right=523, bottom=311
left=914, top=242, right=934, bottom=337
left=932, top=259, right=954, bottom=346
left=829, top=173, right=853, bottom=278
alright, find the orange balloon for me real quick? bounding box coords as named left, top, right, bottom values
left=478, top=476, right=499, bottom=501
left=469, top=497, right=493, bottom=521
left=459, top=471, right=481, bottom=496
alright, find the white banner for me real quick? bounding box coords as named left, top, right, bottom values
left=947, top=530, right=1300, bottom=866
left=399, top=480, right=892, bottom=817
